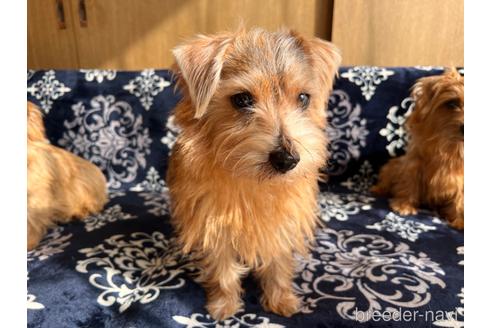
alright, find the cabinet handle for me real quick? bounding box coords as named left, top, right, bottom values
left=79, top=0, right=88, bottom=27
left=54, top=0, right=66, bottom=30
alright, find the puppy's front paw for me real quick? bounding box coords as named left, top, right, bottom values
left=206, top=296, right=243, bottom=321
left=390, top=198, right=418, bottom=216
left=261, top=290, right=300, bottom=317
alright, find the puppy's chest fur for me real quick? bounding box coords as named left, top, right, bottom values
left=167, top=145, right=319, bottom=267
left=419, top=152, right=464, bottom=205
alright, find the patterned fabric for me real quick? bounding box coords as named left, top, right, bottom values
left=27, top=67, right=464, bottom=328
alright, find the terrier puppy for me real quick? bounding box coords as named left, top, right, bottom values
left=167, top=28, right=341, bottom=320
left=27, top=101, right=108, bottom=250
left=372, top=68, right=464, bottom=229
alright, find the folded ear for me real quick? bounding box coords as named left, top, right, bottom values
left=289, top=30, right=342, bottom=92
left=307, top=37, right=342, bottom=91
left=407, top=76, right=438, bottom=128
left=172, top=35, right=232, bottom=119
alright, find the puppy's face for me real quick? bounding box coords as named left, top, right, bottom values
left=173, top=29, right=341, bottom=180
left=408, top=69, right=464, bottom=152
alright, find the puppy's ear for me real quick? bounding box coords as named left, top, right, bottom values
left=307, top=37, right=342, bottom=91
left=172, top=35, right=232, bottom=119
left=290, top=30, right=342, bottom=92
left=408, top=76, right=438, bottom=128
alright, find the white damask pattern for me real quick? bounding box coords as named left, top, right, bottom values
left=80, top=69, right=117, bottom=83
left=327, top=90, right=369, bottom=175
left=27, top=227, right=72, bottom=262
left=83, top=204, right=136, bottom=232
left=161, top=114, right=181, bottom=153
left=58, top=95, right=152, bottom=189
left=433, top=289, right=464, bottom=328
left=173, top=312, right=284, bottom=328
left=27, top=294, right=44, bottom=310
left=340, top=67, right=395, bottom=101
left=414, top=66, right=444, bottom=71
left=27, top=69, right=36, bottom=80
left=432, top=246, right=465, bottom=328
left=432, top=246, right=464, bottom=326
left=379, top=96, right=414, bottom=156
left=130, top=167, right=171, bottom=216
left=294, top=227, right=446, bottom=321
left=366, top=212, right=436, bottom=242
left=109, top=191, right=126, bottom=199
left=318, top=191, right=373, bottom=222
left=140, top=192, right=170, bottom=217
left=76, top=231, right=196, bottom=313
left=457, top=246, right=464, bottom=266
left=123, top=69, right=171, bottom=110
left=27, top=274, right=44, bottom=310
left=130, top=167, right=166, bottom=193
left=340, top=160, right=377, bottom=194
left=27, top=70, right=71, bottom=113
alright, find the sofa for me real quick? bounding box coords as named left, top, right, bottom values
left=27, top=66, right=464, bottom=328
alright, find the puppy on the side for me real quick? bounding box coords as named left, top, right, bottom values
left=372, top=68, right=464, bottom=229
left=27, top=101, right=108, bottom=250
left=167, top=28, right=341, bottom=320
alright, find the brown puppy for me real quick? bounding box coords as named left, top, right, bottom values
left=372, top=68, right=464, bottom=229
left=167, top=28, right=341, bottom=320
left=27, top=101, right=108, bottom=250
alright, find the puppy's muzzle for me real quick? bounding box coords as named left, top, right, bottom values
left=269, top=147, right=300, bottom=173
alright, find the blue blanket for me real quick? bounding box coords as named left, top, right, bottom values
left=27, top=67, right=464, bottom=328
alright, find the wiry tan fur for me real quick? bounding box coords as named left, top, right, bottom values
left=167, top=28, right=340, bottom=320
left=371, top=68, right=464, bottom=229
left=27, top=101, right=108, bottom=250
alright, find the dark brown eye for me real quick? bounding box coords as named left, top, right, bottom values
left=446, top=99, right=461, bottom=109
left=298, top=93, right=310, bottom=110
left=231, top=92, right=254, bottom=111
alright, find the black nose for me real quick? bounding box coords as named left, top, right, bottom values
left=460, top=124, right=464, bottom=136
left=269, top=148, right=300, bottom=173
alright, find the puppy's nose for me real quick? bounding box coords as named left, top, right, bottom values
left=269, top=148, right=300, bottom=173
left=460, top=124, right=464, bottom=136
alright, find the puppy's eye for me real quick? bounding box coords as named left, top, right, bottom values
left=446, top=100, right=461, bottom=109
left=298, top=93, right=310, bottom=110
left=231, top=92, right=255, bottom=111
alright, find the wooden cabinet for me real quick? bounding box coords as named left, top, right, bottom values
left=28, top=0, right=463, bottom=69
left=28, top=0, right=79, bottom=68
left=27, top=0, right=332, bottom=69
left=331, top=0, right=464, bottom=66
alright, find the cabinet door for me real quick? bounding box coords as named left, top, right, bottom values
left=331, top=0, right=464, bottom=66
left=28, top=0, right=79, bottom=68
left=70, top=0, right=333, bottom=69
left=70, top=0, right=208, bottom=69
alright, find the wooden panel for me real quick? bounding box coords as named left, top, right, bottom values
left=28, top=0, right=79, bottom=68
left=331, top=0, right=464, bottom=66
left=49, top=0, right=331, bottom=69
left=202, top=0, right=331, bottom=39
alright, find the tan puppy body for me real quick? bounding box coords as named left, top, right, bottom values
left=168, top=28, right=340, bottom=320
left=372, top=68, right=464, bottom=229
left=27, top=102, right=108, bottom=250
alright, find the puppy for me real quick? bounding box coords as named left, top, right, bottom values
left=371, top=68, right=464, bottom=229
left=27, top=101, right=108, bottom=250
left=167, top=28, right=341, bottom=320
